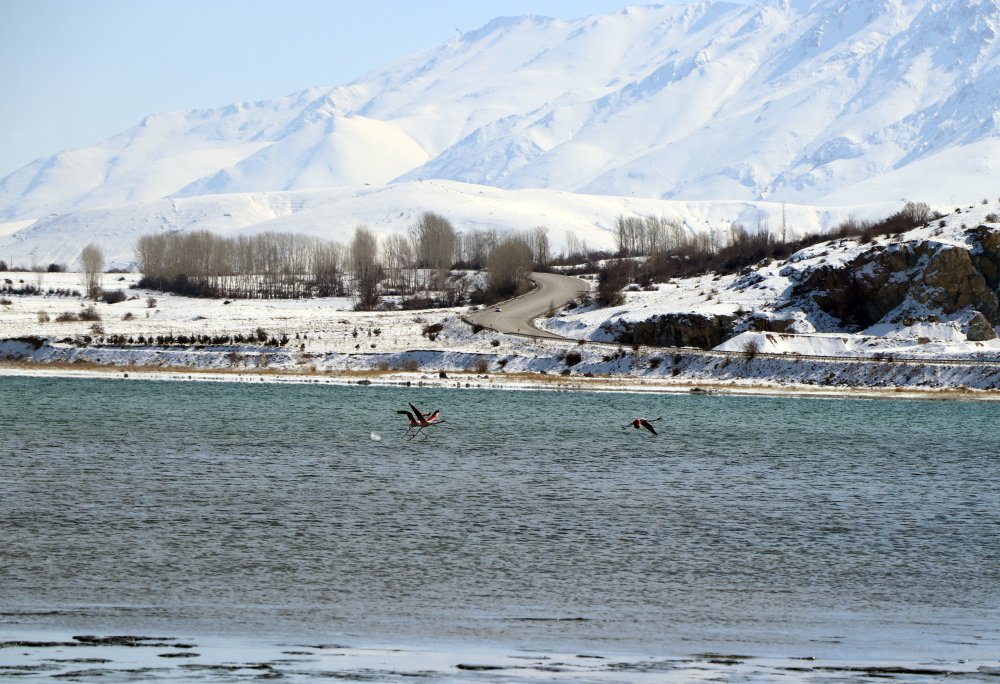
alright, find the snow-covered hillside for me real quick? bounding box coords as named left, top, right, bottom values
left=1, top=0, right=998, bottom=266
left=1, top=180, right=877, bottom=268
left=542, top=201, right=1000, bottom=359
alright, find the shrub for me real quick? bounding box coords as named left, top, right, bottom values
left=400, top=296, right=439, bottom=310
left=101, top=289, right=127, bottom=304
left=146, top=297, right=157, bottom=308
left=422, top=322, right=444, bottom=337
left=491, top=339, right=500, bottom=347
left=90, top=323, right=105, bottom=335
left=122, top=312, right=135, bottom=320
left=742, top=338, right=761, bottom=360
left=473, top=357, right=490, bottom=373
left=400, top=359, right=420, bottom=372
left=564, top=351, right=582, bottom=367
left=596, top=260, right=632, bottom=307
left=0, top=298, right=11, bottom=305
left=37, top=310, right=50, bottom=323
left=55, top=311, right=78, bottom=322
left=79, top=305, right=101, bottom=321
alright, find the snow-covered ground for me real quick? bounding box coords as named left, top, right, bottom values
left=3, top=204, right=999, bottom=395
left=2, top=284, right=1000, bottom=397
left=541, top=203, right=1000, bottom=367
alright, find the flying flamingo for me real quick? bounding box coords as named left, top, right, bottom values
left=397, top=403, right=445, bottom=439
left=621, top=417, right=662, bottom=435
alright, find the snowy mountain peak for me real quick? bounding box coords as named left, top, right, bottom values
left=1, top=0, right=998, bottom=265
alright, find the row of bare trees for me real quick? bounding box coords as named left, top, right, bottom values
left=613, top=214, right=717, bottom=258
left=134, top=212, right=548, bottom=308
left=136, top=231, right=346, bottom=298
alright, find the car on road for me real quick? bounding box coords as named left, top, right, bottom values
left=495, top=306, right=502, bottom=312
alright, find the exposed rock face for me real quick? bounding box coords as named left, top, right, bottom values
left=964, top=311, right=997, bottom=341
left=607, top=313, right=735, bottom=349
left=967, top=225, right=1000, bottom=293
left=791, top=235, right=1000, bottom=330
left=749, top=314, right=797, bottom=333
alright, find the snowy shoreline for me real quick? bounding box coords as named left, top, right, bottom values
left=3, top=357, right=998, bottom=402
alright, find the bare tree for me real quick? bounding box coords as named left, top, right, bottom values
left=31, top=255, right=44, bottom=289
left=565, top=232, right=585, bottom=262
left=486, top=234, right=533, bottom=300
left=80, top=243, right=104, bottom=299
left=461, top=227, right=498, bottom=269
left=411, top=211, right=456, bottom=289
left=350, top=225, right=382, bottom=310
left=527, top=226, right=550, bottom=268
left=312, top=239, right=343, bottom=297
left=382, top=233, right=414, bottom=293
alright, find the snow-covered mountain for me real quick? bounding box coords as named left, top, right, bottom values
left=2, top=0, right=998, bottom=266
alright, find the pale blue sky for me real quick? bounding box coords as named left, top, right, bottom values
left=0, top=0, right=751, bottom=177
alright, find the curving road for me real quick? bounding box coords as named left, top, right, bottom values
left=466, top=271, right=590, bottom=340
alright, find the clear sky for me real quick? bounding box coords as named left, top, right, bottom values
left=0, top=0, right=751, bottom=178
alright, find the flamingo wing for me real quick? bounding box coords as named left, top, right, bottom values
left=409, top=403, right=427, bottom=422
left=639, top=419, right=658, bottom=435
left=397, top=410, right=415, bottom=422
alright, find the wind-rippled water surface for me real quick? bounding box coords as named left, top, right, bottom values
left=2, top=376, right=999, bottom=669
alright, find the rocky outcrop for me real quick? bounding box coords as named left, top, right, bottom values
left=790, top=234, right=1000, bottom=330
left=749, top=313, right=797, bottom=333
left=964, top=311, right=997, bottom=341
left=966, top=224, right=1000, bottom=293
left=605, top=313, right=735, bottom=349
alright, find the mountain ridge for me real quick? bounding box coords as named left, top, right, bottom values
left=1, top=0, right=997, bottom=265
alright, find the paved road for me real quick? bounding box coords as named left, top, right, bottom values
left=467, top=271, right=590, bottom=340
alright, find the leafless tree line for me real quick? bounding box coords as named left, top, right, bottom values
left=134, top=212, right=551, bottom=308
left=612, top=215, right=716, bottom=258
left=598, top=201, right=942, bottom=305
left=136, top=231, right=346, bottom=299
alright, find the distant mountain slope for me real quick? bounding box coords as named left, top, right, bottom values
left=2, top=180, right=864, bottom=268
left=0, top=0, right=997, bottom=263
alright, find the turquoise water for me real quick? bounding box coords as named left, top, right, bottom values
left=2, top=375, right=998, bottom=664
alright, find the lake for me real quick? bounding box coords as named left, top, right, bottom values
left=2, top=375, right=998, bottom=681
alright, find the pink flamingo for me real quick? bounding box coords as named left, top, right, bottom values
left=621, top=417, right=662, bottom=435
left=397, top=403, right=445, bottom=439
